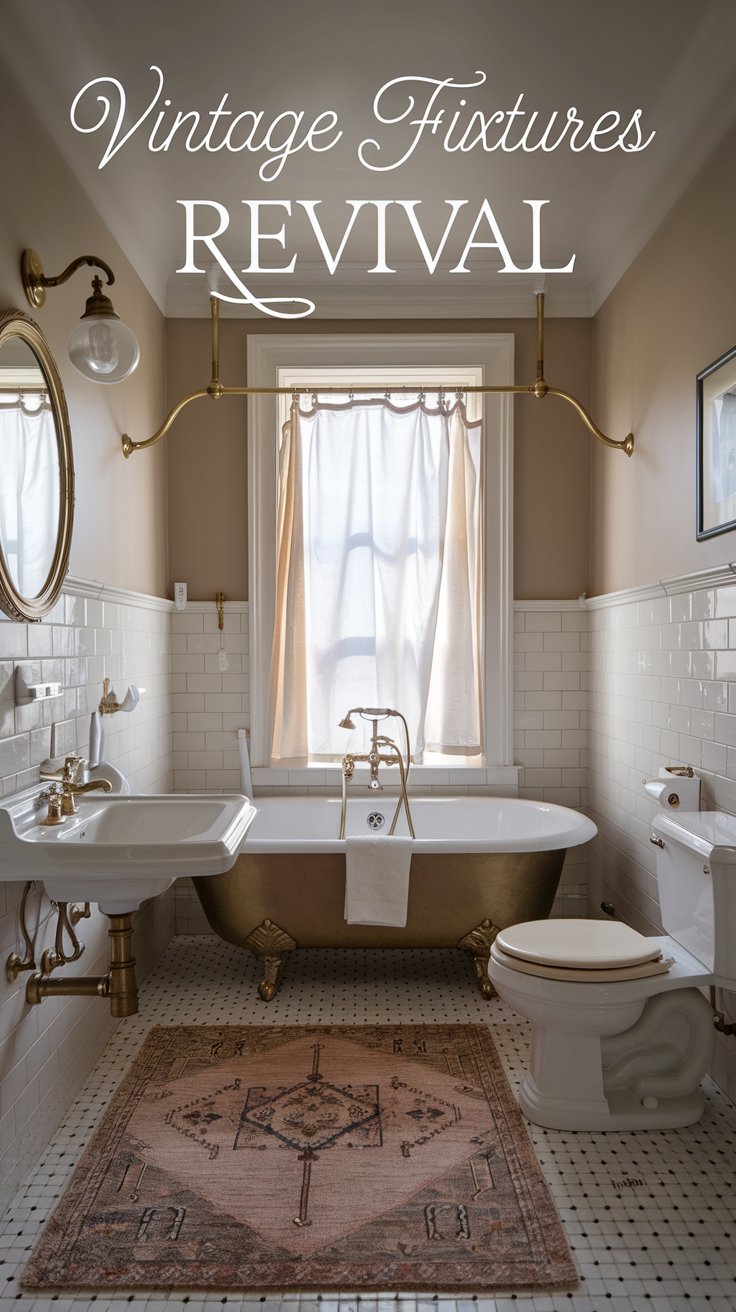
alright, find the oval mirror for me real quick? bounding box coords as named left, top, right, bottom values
left=0, top=309, right=74, bottom=621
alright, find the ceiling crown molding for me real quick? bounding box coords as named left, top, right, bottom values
left=166, top=268, right=594, bottom=319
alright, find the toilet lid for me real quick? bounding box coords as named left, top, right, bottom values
left=495, top=919, right=664, bottom=969
left=490, top=940, right=674, bottom=983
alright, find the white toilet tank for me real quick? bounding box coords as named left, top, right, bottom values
left=652, top=810, right=736, bottom=984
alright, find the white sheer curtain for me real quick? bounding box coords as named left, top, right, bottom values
left=270, top=394, right=483, bottom=763
left=0, top=393, right=59, bottom=597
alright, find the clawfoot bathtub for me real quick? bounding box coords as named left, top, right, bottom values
left=192, top=795, right=596, bottom=999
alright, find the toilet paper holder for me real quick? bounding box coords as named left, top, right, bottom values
left=642, top=765, right=700, bottom=810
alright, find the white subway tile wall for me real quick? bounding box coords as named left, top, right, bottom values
left=171, top=603, right=250, bottom=791
left=0, top=589, right=174, bottom=1212
left=514, top=604, right=588, bottom=918
left=586, top=583, right=736, bottom=1102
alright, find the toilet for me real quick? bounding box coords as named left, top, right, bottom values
left=487, top=808, right=736, bottom=1131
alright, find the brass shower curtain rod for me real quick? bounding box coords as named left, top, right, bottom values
left=121, top=292, right=634, bottom=458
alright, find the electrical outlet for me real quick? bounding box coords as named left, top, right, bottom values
left=174, top=582, right=187, bottom=609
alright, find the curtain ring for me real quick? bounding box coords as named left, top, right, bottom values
left=384, top=389, right=391, bottom=401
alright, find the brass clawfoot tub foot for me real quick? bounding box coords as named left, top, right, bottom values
left=458, top=918, right=500, bottom=999
left=244, top=918, right=297, bottom=1000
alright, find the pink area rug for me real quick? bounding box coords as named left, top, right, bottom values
left=23, top=1024, right=577, bottom=1293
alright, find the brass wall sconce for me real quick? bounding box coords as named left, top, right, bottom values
left=121, top=291, right=634, bottom=457
left=21, top=249, right=140, bottom=383
left=215, top=591, right=229, bottom=671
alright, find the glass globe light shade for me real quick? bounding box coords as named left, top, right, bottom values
left=67, top=275, right=140, bottom=383
left=69, top=315, right=140, bottom=383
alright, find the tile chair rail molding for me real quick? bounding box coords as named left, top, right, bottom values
left=120, top=292, right=634, bottom=457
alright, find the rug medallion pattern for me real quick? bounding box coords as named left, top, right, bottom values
left=22, top=1024, right=576, bottom=1292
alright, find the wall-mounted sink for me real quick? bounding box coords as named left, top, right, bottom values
left=0, top=785, right=256, bottom=913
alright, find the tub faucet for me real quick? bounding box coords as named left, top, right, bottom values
left=338, top=707, right=415, bottom=839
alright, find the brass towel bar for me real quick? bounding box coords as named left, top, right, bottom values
left=121, top=292, right=634, bottom=458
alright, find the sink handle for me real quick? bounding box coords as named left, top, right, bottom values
left=39, top=786, right=65, bottom=826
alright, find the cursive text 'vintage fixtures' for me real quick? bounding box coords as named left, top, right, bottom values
left=121, top=292, right=634, bottom=458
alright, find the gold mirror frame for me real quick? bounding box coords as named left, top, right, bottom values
left=0, top=309, right=74, bottom=622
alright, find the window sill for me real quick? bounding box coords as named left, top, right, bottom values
left=251, top=763, right=521, bottom=794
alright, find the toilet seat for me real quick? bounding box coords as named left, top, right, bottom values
left=492, top=919, right=674, bottom=983
left=490, top=939, right=674, bottom=983
left=496, top=918, right=665, bottom=969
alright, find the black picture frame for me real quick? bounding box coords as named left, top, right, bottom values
left=697, top=343, right=736, bottom=540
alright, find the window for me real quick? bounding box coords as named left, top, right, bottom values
left=247, top=334, right=514, bottom=775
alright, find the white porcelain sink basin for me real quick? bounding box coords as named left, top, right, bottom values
left=0, top=785, right=256, bottom=913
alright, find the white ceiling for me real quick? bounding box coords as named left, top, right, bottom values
left=4, top=0, right=736, bottom=319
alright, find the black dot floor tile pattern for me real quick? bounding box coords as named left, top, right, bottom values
left=1, top=935, right=735, bottom=1312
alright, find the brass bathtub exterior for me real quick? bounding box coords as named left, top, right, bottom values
left=193, top=848, right=565, bottom=1000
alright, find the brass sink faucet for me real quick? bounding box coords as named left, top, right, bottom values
left=338, top=707, right=415, bottom=838
left=39, top=753, right=113, bottom=820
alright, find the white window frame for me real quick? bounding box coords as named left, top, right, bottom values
left=247, top=333, right=515, bottom=779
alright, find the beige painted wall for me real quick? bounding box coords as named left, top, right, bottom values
left=591, top=121, right=736, bottom=595
left=0, top=66, right=168, bottom=598
left=166, top=315, right=592, bottom=601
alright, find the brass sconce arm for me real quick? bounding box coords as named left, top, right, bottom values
left=21, top=250, right=114, bottom=309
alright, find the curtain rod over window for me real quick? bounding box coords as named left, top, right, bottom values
left=121, top=293, right=634, bottom=459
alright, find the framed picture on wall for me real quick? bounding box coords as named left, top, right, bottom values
left=697, top=344, right=736, bottom=539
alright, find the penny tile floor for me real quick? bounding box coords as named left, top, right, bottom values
left=1, top=935, right=735, bottom=1312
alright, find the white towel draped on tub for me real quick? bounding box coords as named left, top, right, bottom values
left=344, top=835, right=413, bottom=927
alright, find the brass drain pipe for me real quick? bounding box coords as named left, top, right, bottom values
left=26, top=912, right=139, bottom=1018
